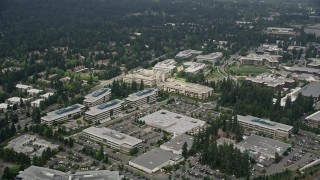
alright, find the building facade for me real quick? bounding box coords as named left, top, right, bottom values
left=125, top=88, right=158, bottom=108
left=41, top=104, right=85, bottom=125
left=163, top=81, right=213, bottom=99
left=83, top=88, right=111, bottom=107
left=123, top=69, right=167, bottom=87
left=85, top=99, right=124, bottom=123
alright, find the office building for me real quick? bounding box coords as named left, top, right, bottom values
left=240, top=53, right=281, bottom=67
left=83, top=88, right=111, bottom=107
left=123, top=69, right=167, bottom=87
left=267, top=27, right=296, bottom=36
left=41, top=104, right=85, bottom=125
left=295, top=82, right=320, bottom=101
left=256, top=44, right=282, bottom=55
left=287, top=46, right=306, bottom=54
left=82, top=127, right=142, bottom=153
left=16, top=84, right=32, bottom=92
left=283, top=66, right=320, bottom=75
left=27, top=88, right=43, bottom=97
left=125, top=88, right=158, bottom=108
left=304, top=24, right=320, bottom=37
left=305, top=111, right=320, bottom=127
left=307, top=58, right=320, bottom=68
left=237, top=115, right=293, bottom=139
left=236, top=135, right=291, bottom=159
left=139, top=110, right=205, bottom=135
left=129, top=148, right=184, bottom=174
left=246, top=73, right=295, bottom=90
left=195, top=52, right=223, bottom=63
left=152, top=59, right=177, bottom=73
left=31, top=99, right=45, bottom=108
left=175, top=49, right=203, bottom=60
left=40, top=92, right=55, bottom=100
left=163, top=81, right=213, bottom=99
left=6, top=97, right=28, bottom=106
left=160, top=134, right=194, bottom=154
left=85, top=99, right=124, bottom=123
left=183, top=62, right=207, bottom=74
left=16, top=166, right=121, bottom=180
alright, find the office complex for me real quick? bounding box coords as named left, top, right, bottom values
left=85, top=99, right=124, bottom=123
left=16, top=166, right=121, bottom=180
left=163, top=81, right=213, bottom=99
left=236, top=135, right=291, bottom=159
left=129, top=148, right=184, bottom=174
left=175, top=49, right=203, bottom=60
left=240, top=53, right=281, bottom=67
left=152, top=59, right=177, bottom=73
left=82, top=127, right=142, bottom=153
left=195, top=52, right=223, bottom=63
left=304, top=24, right=320, bottom=37
left=125, top=88, right=158, bottom=108
left=83, top=88, right=111, bottom=107
left=295, top=82, right=320, bottom=101
left=246, top=73, right=295, bottom=90
left=237, top=115, right=293, bottom=139
left=267, top=27, right=296, bottom=36
left=123, top=69, right=167, bottom=87
left=139, top=110, right=205, bottom=135
left=41, top=104, right=85, bottom=125
left=305, top=111, right=320, bottom=127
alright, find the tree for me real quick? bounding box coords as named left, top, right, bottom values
left=182, top=142, right=188, bottom=158
left=139, top=80, right=144, bottom=91
left=32, top=107, right=41, bottom=124
left=275, top=152, right=281, bottom=163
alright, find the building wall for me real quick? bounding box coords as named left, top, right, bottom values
left=83, top=94, right=111, bottom=107
left=163, top=86, right=213, bottom=99
left=126, top=94, right=157, bottom=108
left=85, top=106, right=122, bottom=123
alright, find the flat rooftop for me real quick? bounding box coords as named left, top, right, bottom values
left=16, top=84, right=32, bottom=89
left=161, top=134, right=194, bottom=152
left=16, top=166, right=121, bottom=180
left=246, top=73, right=294, bottom=88
left=139, top=110, right=205, bottom=135
left=306, top=111, right=320, bottom=122
left=236, top=135, right=291, bottom=157
left=130, top=148, right=183, bottom=171
left=184, top=62, right=206, bottom=73
left=238, top=115, right=293, bottom=132
left=295, top=82, right=320, bottom=98
left=41, top=104, right=85, bottom=122
left=126, top=88, right=157, bottom=102
left=83, top=127, right=142, bottom=146
left=153, top=59, right=177, bottom=70
left=284, top=66, right=320, bottom=74
left=27, top=88, right=43, bottom=94
left=84, top=88, right=111, bottom=103
left=85, top=99, right=123, bottom=116
left=175, top=49, right=203, bottom=58
left=196, top=52, right=223, bottom=61
left=163, top=81, right=213, bottom=94
left=40, top=92, right=55, bottom=99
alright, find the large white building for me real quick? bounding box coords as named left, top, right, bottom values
left=175, top=49, right=203, bottom=60
left=237, top=115, right=293, bottom=140
left=163, top=81, right=213, bottom=99
left=41, top=104, right=85, bottom=125
left=123, top=69, right=167, bottom=87
left=139, top=110, right=205, bottom=135
left=27, top=88, right=43, bottom=97
left=195, top=52, right=223, bottom=63
left=267, top=27, right=296, bottom=36
left=240, top=53, right=281, bottom=67
left=83, top=88, right=111, bottom=107
left=85, top=99, right=124, bottom=123
left=6, top=97, right=28, bottom=106
left=129, top=148, right=184, bottom=174
left=125, top=88, right=158, bottom=108
left=152, top=59, right=177, bottom=73
left=82, top=127, right=142, bottom=153
left=160, top=134, right=194, bottom=154
left=31, top=99, right=45, bottom=108
left=16, top=84, right=32, bottom=92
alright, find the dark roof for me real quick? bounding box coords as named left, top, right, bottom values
left=299, top=82, right=320, bottom=98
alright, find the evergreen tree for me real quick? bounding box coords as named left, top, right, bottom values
left=182, top=142, right=188, bottom=158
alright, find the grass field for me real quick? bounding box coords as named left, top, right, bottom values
left=228, top=65, right=270, bottom=76
left=206, top=68, right=223, bottom=80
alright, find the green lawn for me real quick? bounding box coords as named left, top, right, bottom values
left=228, top=65, right=270, bottom=76
left=206, top=68, right=223, bottom=80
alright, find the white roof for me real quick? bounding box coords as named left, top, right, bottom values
left=126, top=88, right=158, bottom=102
left=16, top=84, right=32, bottom=89
left=163, top=81, right=213, bottom=94
left=183, top=62, right=206, bottom=73
left=306, top=111, right=320, bottom=122
left=0, top=103, right=8, bottom=109
left=153, top=59, right=177, bottom=71
left=83, top=127, right=142, bottom=146
left=27, top=88, right=43, bottom=94
left=7, top=97, right=28, bottom=103
left=31, top=99, right=45, bottom=104
left=196, top=52, right=223, bottom=62
left=40, top=92, right=54, bottom=99
left=238, top=115, right=293, bottom=132
left=139, top=110, right=205, bottom=135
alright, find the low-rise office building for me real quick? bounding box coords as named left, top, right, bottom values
left=283, top=66, right=320, bottom=75
left=307, top=58, right=320, bottom=68
left=82, top=127, right=142, bottom=153
left=6, top=97, right=28, bottom=106
left=256, top=44, right=282, bottom=55
left=267, top=27, right=296, bottom=36
left=195, top=52, right=223, bottom=63
left=129, top=148, right=184, bottom=174
left=305, top=111, right=320, bottom=127
left=305, top=24, right=320, bottom=37
left=123, top=69, right=167, bottom=87
left=139, top=110, right=205, bottom=135
left=240, top=53, right=281, bottom=67
left=40, top=92, right=55, bottom=100
left=41, top=104, right=85, bottom=125
left=27, top=88, right=43, bottom=97
left=175, top=49, right=203, bottom=60
left=295, top=82, right=320, bottom=101
left=160, top=134, right=194, bottom=154
left=83, top=88, right=111, bottom=107
left=125, top=88, right=158, bottom=108
left=16, top=166, right=121, bottom=180
left=85, top=99, right=124, bottom=123
left=236, top=135, right=291, bottom=159
left=246, top=73, right=295, bottom=90
left=31, top=99, right=45, bottom=108
left=152, top=59, right=177, bottom=73
left=183, top=62, right=207, bottom=74
left=16, top=84, right=32, bottom=92
left=237, top=115, right=293, bottom=140
left=163, top=81, right=213, bottom=99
